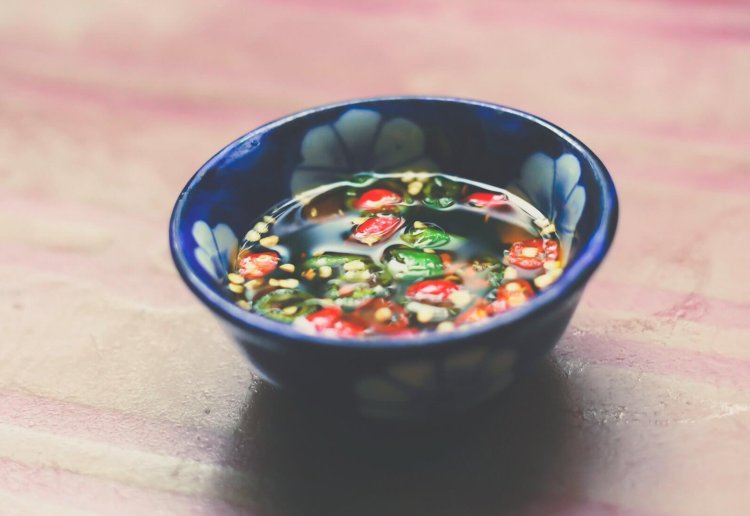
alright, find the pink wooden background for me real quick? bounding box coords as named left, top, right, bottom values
left=2, top=0, right=749, bottom=514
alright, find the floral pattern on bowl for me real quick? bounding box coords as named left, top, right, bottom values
left=354, top=347, right=516, bottom=419
left=512, top=152, right=586, bottom=258
left=192, top=221, right=238, bottom=282
left=291, top=108, right=437, bottom=194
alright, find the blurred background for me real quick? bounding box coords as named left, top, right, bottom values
left=1, top=1, right=749, bottom=515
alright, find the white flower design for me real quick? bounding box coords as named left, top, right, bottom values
left=354, top=347, right=516, bottom=419
left=515, top=152, right=586, bottom=257
left=191, top=220, right=238, bottom=281
left=291, top=108, right=436, bottom=194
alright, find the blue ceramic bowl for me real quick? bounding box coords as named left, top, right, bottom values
left=170, top=97, right=618, bottom=419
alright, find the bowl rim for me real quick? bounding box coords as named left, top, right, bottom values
left=169, top=95, right=618, bottom=350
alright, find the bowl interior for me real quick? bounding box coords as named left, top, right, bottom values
left=171, top=97, right=616, bottom=341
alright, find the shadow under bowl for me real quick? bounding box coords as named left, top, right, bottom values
left=169, top=96, right=618, bottom=419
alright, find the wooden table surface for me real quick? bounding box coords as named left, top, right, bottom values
left=2, top=1, right=749, bottom=514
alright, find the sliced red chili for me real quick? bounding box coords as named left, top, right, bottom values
left=456, top=300, right=492, bottom=325
left=352, top=298, right=409, bottom=334
left=508, top=238, right=545, bottom=270
left=306, top=306, right=339, bottom=328
left=305, top=307, right=365, bottom=337
left=464, top=192, right=509, bottom=208
left=354, top=188, right=403, bottom=212
left=544, top=239, right=560, bottom=261
left=507, top=256, right=544, bottom=270
left=492, top=280, right=534, bottom=312
left=237, top=251, right=280, bottom=279
left=507, top=238, right=561, bottom=269
left=405, top=280, right=460, bottom=305
left=351, top=215, right=404, bottom=245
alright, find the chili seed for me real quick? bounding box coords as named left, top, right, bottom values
left=436, top=321, right=455, bottom=332
left=374, top=307, right=393, bottom=322
left=539, top=223, right=556, bottom=235
left=505, top=282, right=521, bottom=292
left=228, top=283, right=244, bottom=294
left=259, top=235, right=279, bottom=247
left=282, top=305, right=299, bottom=316
left=227, top=273, right=245, bottom=284
left=448, top=290, right=472, bottom=308
left=416, top=308, right=433, bottom=323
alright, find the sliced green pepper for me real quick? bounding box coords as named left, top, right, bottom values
left=401, top=223, right=450, bottom=249
left=471, top=255, right=506, bottom=287
left=385, top=247, right=444, bottom=281
left=325, top=283, right=388, bottom=311
left=302, top=253, right=372, bottom=270
left=423, top=176, right=462, bottom=209
left=254, top=288, right=315, bottom=323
